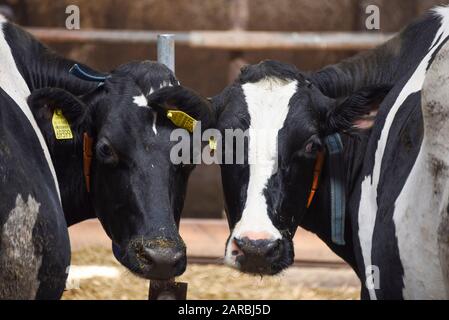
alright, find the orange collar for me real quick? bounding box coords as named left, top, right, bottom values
left=306, top=150, right=325, bottom=208
left=83, top=133, right=93, bottom=193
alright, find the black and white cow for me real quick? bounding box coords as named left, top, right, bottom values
left=0, top=16, right=212, bottom=298
left=29, top=61, right=213, bottom=281
left=212, top=7, right=449, bottom=299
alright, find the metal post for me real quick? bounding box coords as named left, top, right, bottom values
left=228, top=0, right=249, bottom=82
left=149, top=35, right=188, bottom=300
left=157, top=34, right=175, bottom=73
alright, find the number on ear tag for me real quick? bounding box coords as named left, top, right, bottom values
left=166, top=110, right=197, bottom=133
left=52, top=109, right=73, bottom=140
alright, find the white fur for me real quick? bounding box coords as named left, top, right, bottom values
left=0, top=194, right=42, bottom=299
left=142, top=81, right=178, bottom=135
left=358, top=6, right=449, bottom=299
left=394, top=20, right=449, bottom=299
left=151, top=110, right=158, bottom=135
left=0, top=16, right=60, bottom=200
left=133, top=94, right=148, bottom=108
left=225, top=77, right=298, bottom=266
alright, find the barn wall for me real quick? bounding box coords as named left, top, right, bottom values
left=1, top=0, right=447, bottom=218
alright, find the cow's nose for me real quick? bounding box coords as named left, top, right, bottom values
left=139, top=245, right=186, bottom=280
left=233, top=236, right=282, bottom=262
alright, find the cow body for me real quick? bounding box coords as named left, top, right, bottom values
left=334, top=7, right=449, bottom=299
left=1, top=16, right=213, bottom=296
left=0, top=16, right=73, bottom=299
left=214, top=6, right=449, bottom=299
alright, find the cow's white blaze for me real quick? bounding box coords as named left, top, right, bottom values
left=0, top=16, right=60, bottom=200
left=133, top=94, right=148, bottom=108
left=0, top=194, right=42, bottom=299
left=225, top=77, right=297, bottom=265
left=358, top=6, right=449, bottom=299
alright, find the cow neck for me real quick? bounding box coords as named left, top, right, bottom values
left=300, top=134, right=362, bottom=273
left=4, top=22, right=97, bottom=95
left=54, top=128, right=95, bottom=227
left=306, top=134, right=346, bottom=244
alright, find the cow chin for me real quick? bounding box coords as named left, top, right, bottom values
left=112, top=238, right=187, bottom=280
left=225, top=237, right=294, bottom=276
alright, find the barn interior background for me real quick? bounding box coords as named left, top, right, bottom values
left=1, top=0, right=447, bottom=299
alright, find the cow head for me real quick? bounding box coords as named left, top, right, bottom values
left=212, top=60, right=388, bottom=275
left=28, top=61, right=213, bottom=280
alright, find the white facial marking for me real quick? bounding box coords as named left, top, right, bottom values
left=225, top=77, right=298, bottom=266
left=358, top=6, right=449, bottom=299
left=146, top=81, right=176, bottom=134
left=133, top=94, right=148, bottom=108
left=152, top=110, right=158, bottom=135
left=0, top=194, right=42, bottom=299
left=0, top=17, right=60, bottom=200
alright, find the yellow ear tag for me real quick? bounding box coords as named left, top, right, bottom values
left=208, top=137, right=217, bottom=151
left=166, top=110, right=197, bottom=133
left=52, top=109, right=73, bottom=140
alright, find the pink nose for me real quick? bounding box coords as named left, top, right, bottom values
left=240, top=231, right=273, bottom=241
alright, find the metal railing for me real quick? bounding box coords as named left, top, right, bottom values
left=26, top=28, right=394, bottom=51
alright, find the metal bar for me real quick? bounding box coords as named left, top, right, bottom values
left=148, top=35, right=178, bottom=301
left=187, top=256, right=348, bottom=269
left=228, top=0, right=249, bottom=82
left=27, top=27, right=395, bottom=51
left=157, top=34, right=175, bottom=72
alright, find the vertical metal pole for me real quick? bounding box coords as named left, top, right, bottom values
left=157, top=34, right=175, bottom=73
left=228, top=0, right=249, bottom=82
left=150, top=34, right=188, bottom=300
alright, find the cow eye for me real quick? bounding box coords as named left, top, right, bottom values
left=96, top=138, right=118, bottom=165
left=305, top=142, right=315, bottom=153
left=303, top=137, right=322, bottom=154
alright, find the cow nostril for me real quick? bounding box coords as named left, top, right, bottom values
left=265, top=240, right=282, bottom=259
left=231, top=238, right=244, bottom=256
left=141, top=247, right=156, bottom=265
left=172, top=251, right=184, bottom=270
left=142, top=247, right=185, bottom=270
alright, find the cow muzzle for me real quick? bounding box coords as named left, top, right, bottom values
left=113, top=238, right=187, bottom=280
left=227, top=234, right=294, bottom=275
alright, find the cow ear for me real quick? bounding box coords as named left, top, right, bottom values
left=325, top=85, right=391, bottom=134
left=147, top=85, right=215, bottom=129
left=28, top=87, right=87, bottom=126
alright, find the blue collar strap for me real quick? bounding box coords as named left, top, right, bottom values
left=69, top=64, right=110, bottom=83
left=324, top=133, right=346, bottom=245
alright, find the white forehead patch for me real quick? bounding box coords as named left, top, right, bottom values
left=0, top=194, right=42, bottom=299
left=225, top=77, right=298, bottom=265
left=133, top=94, right=148, bottom=108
